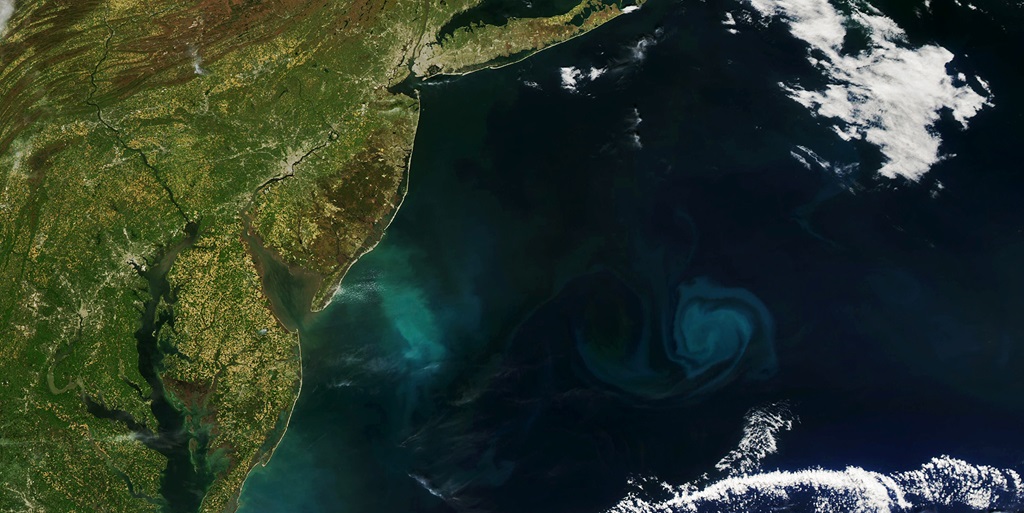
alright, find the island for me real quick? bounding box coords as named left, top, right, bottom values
left=0, top=0, right=637, bottom=511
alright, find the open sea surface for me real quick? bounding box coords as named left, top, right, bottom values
left=238, top=0, right=1024, bottom=511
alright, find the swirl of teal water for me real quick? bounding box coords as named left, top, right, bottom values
left=575, top=276, right=776, bottom=401
left=670, top=278, right=773, bottom=388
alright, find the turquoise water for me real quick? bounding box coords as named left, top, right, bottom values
left=237, top=0, right=1024, bottom=511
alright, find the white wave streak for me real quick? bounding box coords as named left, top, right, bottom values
left=608, top=456, right=1023, bottom=513
left=746, top=0, right=993, bottom=181
left=0, top=0, right=15, bottom=38
left=790, top=144, right=858, bottom=181
left=410, top=473, right=446, bottom=499
left=714, top=403, right=795, bottom=476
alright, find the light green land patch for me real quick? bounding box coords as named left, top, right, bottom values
left=0, top=0, right=632, bottom=511
left=414, top=0, right=636, bottom=77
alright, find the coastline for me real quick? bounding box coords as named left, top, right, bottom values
left=227, top=91, right=423, bottom=513
left=310, top=89, right=423, bottom=313
left=417, top=0, right=644, bottom=82
left=314, top=0, right=645, bottom=311
left=227, top=3, right=641, bottom=507
left=210, top=215, right=310, bottom=513
left=222, top=327, right=302, bottom=513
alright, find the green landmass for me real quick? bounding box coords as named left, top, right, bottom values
left=0, top=0, right=632, bottom=511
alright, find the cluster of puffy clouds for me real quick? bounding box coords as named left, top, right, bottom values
left=746, top=0, right=993, bottom=180
left=557, top=23, right=662, bottom=93
left=610, top=456, right=1023, bottom=513
left=548, top=20, right=660, bottom=152
left=555, top=0, right=991, bottom=181
left=605, top=402, right=1023, bottom=513
left=713, top=403, right=795, bottom=476
left=560, top=66, right=608, bottom=92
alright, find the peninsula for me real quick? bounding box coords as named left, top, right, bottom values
left=0, top=0, right=637, bottom=511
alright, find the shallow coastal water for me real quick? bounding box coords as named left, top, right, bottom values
left=237, top=0, right=1024, bottom=511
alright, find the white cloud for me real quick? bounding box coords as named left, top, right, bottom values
left=723, top=12, right=741, bottom=33
left=627, top=106, right=643, bottom=149
left=628, top=33, right=658, bottom=63
left=0, top=0, right=15, bottom=38
left=609, top=400, right=1022, bottom=512
left=747, top=0, right=993, bottom=181
left=608, top=456, right=1024, bottom=513
left=714, top=403, right=795, bottom=476
left=559, top=66, right=607, bottom=92
left=187, top=44, right=207, bottom=75
left=560, top=66, right=583, bottom=92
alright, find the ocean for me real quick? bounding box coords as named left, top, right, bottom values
left=237, top=0, right=1024, bottom=511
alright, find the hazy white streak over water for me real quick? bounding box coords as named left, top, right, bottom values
left=747, top=0, right=993, bottom=180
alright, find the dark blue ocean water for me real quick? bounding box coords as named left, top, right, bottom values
left=237, top=0, right=1024, bottom=511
